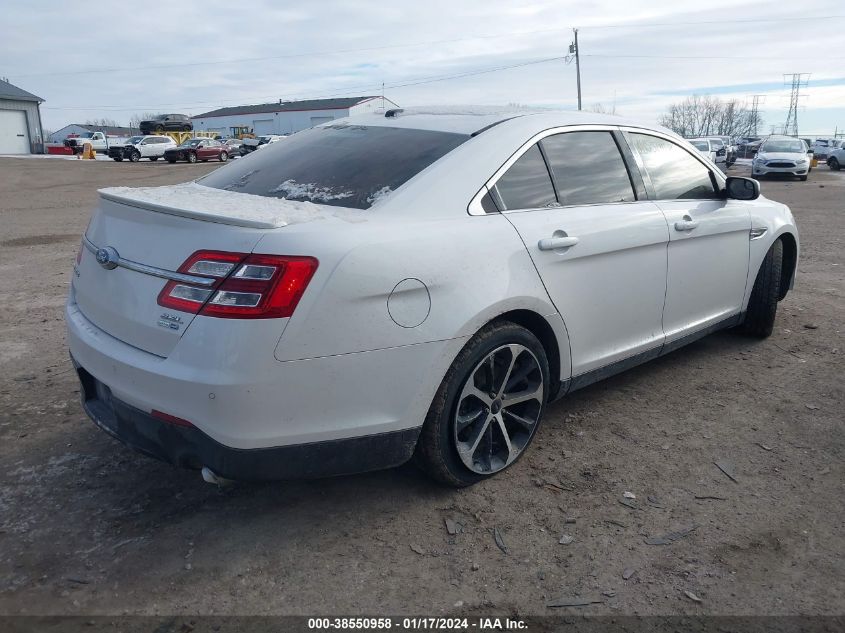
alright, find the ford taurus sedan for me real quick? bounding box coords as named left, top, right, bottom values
left=67, top=109, right=799, bottom=486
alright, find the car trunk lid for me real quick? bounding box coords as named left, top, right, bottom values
left=73, top=183, right=338, bottom=357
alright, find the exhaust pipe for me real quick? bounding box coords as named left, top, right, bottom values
left=201, top=466, right=234, bottom=487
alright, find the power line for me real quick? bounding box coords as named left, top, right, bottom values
left=42, top=55, right=571, bottom=112
left=13, top=14, right=845, bottom=79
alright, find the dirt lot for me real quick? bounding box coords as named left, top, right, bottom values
left=0, top=156, right=842, bottom=617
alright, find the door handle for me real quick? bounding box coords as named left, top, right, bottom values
left=674, top=219, right=699, bottom=231
left=538, top=236, right=580, bottom=251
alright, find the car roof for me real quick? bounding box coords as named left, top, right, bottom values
left=333, top=107, right=675, bottom=138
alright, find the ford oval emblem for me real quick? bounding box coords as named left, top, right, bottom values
left=95, top=246, right=119, bottom=270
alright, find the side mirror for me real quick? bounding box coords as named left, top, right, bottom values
left=807, top=149, right=813, bottom=154
left=726, top=177, right=760, bottom=201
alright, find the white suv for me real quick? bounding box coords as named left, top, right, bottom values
left=68, top=110, right=799, bottom=486
left=108, top=135, right=177, bottom=162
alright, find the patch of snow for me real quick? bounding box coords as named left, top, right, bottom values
left=99, top=182, right=359, bottom=229
left=366, top=186, right=393, bottom=206
left=270, top=179, right=354, bottom=203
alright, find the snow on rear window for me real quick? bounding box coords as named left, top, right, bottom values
left=198, top=124, right=468, bottom=210
left=270, top=179, right=354, bottom=203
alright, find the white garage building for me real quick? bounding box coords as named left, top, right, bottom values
left=191, top=96, right=399, bottom=137
left=0, top=78, right=45, bottom=154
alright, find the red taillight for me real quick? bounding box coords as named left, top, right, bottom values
left=151, top=409, right=195, bottom=428
left=157, top=250, right=318, bottom=319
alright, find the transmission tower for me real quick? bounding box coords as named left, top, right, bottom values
left=783, top=73, right=810, bottom=136
left=748, top=94, right=765, bottom=136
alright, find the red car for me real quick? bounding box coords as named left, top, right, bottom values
left=164, top=138, right=229, bottom=164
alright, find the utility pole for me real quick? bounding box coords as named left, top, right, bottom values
left=783, top=73, right=810, bottom=136
left=570, top=29, right=582, bottom=110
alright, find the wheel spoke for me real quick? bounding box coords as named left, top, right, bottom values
left=502, top=385, right=543, bottom=407
left=455, top=407, right=485, bottom=434
left=458, top=415, right=492, bottom=459
left=494, top=413, right=515, bottom=461
left=503, top=357, right=535, bottom=393
left=502, top=407, right=537, bottom=431
left=465, top=384, right=494, bottom=406
left=496, top=345, right=519, bottom=397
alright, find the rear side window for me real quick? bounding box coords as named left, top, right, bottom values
left=493, top=144, right=557, bottom=210
left=540, top=132, right=635, bottom=206
left=199, top=124, right=468, bottom=210
left=628, top=133, right=717, bottom=200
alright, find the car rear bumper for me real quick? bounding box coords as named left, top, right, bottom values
left=75, top=361, right=418, bottom=480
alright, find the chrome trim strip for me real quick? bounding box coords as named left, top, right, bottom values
left=82, top=235, right=216, bottom=287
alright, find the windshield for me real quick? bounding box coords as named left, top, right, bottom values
left=761, top=139, right=805, bottom=153
left=708, top=139, right=724, bottom=147
left=691, top=140, right=709, bottom=150
left=127, top=136, right=143, bottom=144
left=179, top=139, right=203, bottom=147
left=79, top=132, right=95, bottom=138
left=199, top=124, right=469, bottom=210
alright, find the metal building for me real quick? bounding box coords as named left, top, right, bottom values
left=48, top=124, right=136, bottom=143
left=191, top=96, right=399, bottom=137
left=0, top=78, right=45, bottom=154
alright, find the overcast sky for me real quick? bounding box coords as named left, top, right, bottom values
left=4, top=0, right=844, bottom=135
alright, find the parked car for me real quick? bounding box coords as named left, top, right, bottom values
left=809, top=138, right=837, bottom=160
left=64, top=131, right=129, bottom=153
left=164, top=138, right=230, bottom=163
left=689, top=138, right=717, bottom=162
left=107, top=135, right=176, bottom=162
left=67, top=109, right=798, bottom=486
left=703, top=137, right=727, bottom=165
left=711, top=136, right=737, bottom=166
left=240, top=134, right=285, bottom=156
left=221, top=138, right=243, bottom=156
left=752, top=135, right=813, bottom=180
left=827, top=142, right=845, bottom=170
left=139, top=114, right=193, bottom=135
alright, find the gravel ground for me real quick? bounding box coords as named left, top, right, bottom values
left=0, top=157, right=842, bottom=617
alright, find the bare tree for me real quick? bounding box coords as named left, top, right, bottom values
left=129, top=112, right=164, bottom=130
left=658, top=95, right=760, bottom=138
left=84, top=117, right=121, bottom=129
left=588, top=102, right=618, bottom=115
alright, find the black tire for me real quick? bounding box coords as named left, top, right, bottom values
left=112, top=157, right=122, bottom=162
left=166, top=158, right=176, bottom=164
left=799, top=175, right=808, bottom=181
left=129, top=150, right=141, bottom=163
left=741, top=240, right=783, bottom=338
left=414, top=321, right=549, bottom=487
left=219, top=151, right=228, bottom=162
left=187, top=152, right=197, bottom=164
left=150, top=157, right=158, bottom=161
left=829, top=157, right=840, bottom=171
left=155, top=125, right=164, bottom=134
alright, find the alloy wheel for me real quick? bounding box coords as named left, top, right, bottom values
left=453, top=344, right=544, bottom=474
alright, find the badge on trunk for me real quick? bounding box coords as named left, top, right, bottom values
left=95, top=246, right=119, bottom=270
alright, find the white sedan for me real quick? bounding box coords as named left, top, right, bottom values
left=67, top=109, right=799, bottom=486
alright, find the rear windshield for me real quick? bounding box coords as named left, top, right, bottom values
left=691, top=140, right=709, bottom=150
left=198, top=124, right=469, bottom=209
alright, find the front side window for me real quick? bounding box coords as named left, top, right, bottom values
left=629, top=133, right=717, bottom=200
left=493, top=144, right=557, bottom=210
left=199, top=124, right=468, bottom=210
left=540, top=131, right=635, bottom=206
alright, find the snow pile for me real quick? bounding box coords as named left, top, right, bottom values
left=270, top=179, right=354, bottom=203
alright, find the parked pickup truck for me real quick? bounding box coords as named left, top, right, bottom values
left=64, top=132, right=129, bottom=153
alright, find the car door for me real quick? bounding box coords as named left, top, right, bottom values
left=490, top=128, right=670, bottom=379
left=624, top=131, right=750, bottom=346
